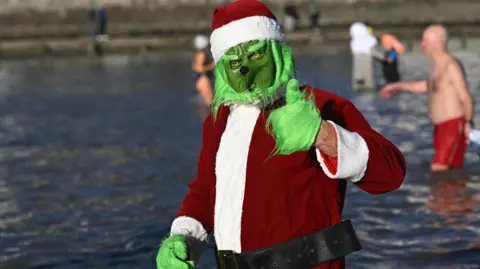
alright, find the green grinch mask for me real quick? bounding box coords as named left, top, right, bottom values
left=212, top=40, right=294, bottom=110
left=223, top=40, right=275, bottom=93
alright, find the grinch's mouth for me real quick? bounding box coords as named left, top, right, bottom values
left=245, top=83, right=255, bottom=92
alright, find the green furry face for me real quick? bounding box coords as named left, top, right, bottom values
left=223, top=40, right=275, bottom=93
left=212, top=40, right=295, bottom=112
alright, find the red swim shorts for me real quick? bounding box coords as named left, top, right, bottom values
left=432, top=117, right=467, bottom=168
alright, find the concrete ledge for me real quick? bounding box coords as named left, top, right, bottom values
left=1, top=0, right=480, bottom=58
left=1, top=34, right=479, bottom=59
left=0, top=1, right=479, bottom=40
left=0, top=36, right=188, bottom=57
left=2, top=26, right=480, bottom=58
left=0, top=33, right=332, bottom=58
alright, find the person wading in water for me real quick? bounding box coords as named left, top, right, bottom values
left=381, top=34, right=404, bottom=84
left=380, top=25, right=474, bottom=171
left=193, top=35, right=215, bottom=106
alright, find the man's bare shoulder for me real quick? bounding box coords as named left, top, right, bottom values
left=445, top=55, right=465, bottom=75
left=444, top=56, right=469, bottom=86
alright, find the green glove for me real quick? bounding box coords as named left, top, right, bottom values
left=268, top=79, right=322, bottom=155
left=156, top=234, right=195, bottom=269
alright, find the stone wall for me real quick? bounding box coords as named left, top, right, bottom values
left=0, top=0, right=479, bottom=40
left=0, top=0, right=413, bottom=13
left=1, top=0, right=479, bottom=24
left=0, top=0, right=474, bottom=13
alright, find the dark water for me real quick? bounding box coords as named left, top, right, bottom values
left=0, top=52, right=479, bottom=269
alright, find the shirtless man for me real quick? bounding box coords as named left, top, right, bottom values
left=380, top=25, right=474, bottom=171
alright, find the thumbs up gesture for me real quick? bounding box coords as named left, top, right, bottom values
left=267, top=79, right=322, bottom=155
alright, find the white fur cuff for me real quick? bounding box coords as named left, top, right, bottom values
left=316, top=121, right=369, bottom=182
left=170, top=216, right=209, bottom=242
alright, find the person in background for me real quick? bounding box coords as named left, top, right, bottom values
left=284, top=4, right=298, bottom=32
left=87, top=7, right=105, bottom=56
left=88, top=8, right=96, bottom=39
left=192, top=35, right=215, bottom=106
left=349, top=22, right=378, bottom=91
left=95, top=7, right=109, bottom=41
left=381, top=34, right=405, bottom=83
left=366, top=24, right=374, bottom=36
left=380, top=25, right=474, bottom=171
left=309, top=0, right=319, bottom=29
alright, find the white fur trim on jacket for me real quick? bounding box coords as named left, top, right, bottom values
left=210, top=16, right=285, bottom=63
left=316, top=121, right=369, bottom=182
left=214, top=104, right=261, bottom=253
left=170, top=216, right=209, bottom=242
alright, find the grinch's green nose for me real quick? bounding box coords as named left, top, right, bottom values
left=240, top=66, right=249, bottom=75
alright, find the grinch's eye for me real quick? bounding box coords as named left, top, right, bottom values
left=250, top=52, right=262, bottom=60
left=230, top=60, right=241, bottom=68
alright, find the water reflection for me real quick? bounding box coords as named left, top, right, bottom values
left=188, top=95, right=210, bottom=120
left=427, top=170, right=478, bottom=216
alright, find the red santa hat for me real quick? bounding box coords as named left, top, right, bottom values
left=210, top=0, right=285, bottom=63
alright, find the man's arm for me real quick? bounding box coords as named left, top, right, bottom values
left=449, top=61, right=474, bottom=122
left=380, top=80, right=428, bottom=99
left=314, top=93, right=406, bottom=194
left=395, top=80, right=429, bottom=93
left=170, top=115, right=214, bottom=242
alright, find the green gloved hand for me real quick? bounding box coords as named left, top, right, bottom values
left=267, top=79, right=322, bottom=155
left=156, top=234, right=195, bottom=269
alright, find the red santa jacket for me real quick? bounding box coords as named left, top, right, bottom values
left=170, top=86, right=406, bottom=269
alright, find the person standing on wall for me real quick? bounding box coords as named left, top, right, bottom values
left=95, top=6, right=109, bottom=42
left=284, top=4, right=298, bottom=32
left=309, top=0, right=320, bottom=29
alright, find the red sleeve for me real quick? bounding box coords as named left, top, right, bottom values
left=338, top=101, right=406, bottom=194
left=175, top=115, right=215, bottom=232
left=314, top=89, right=406, bottom=194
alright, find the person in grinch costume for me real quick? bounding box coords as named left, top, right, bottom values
left=156, top=1, right=406, bottom=268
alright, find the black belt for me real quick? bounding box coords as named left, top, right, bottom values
left=216, top=220, right=361, bottom=269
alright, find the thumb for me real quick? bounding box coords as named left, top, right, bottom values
left=285, top=79, right=301, bottom=104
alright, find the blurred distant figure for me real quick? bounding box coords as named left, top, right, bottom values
left=95, top=7, right=109, bottom=41
left=88, top=8, right=96, bottom=39
left=192, top=35, right=215, bottom=106
left=365, top=23, right=374, bottom=36
left=365, top=25, right=388, bottom=89
left=87, top=7, right=105, bottom=56
left=381, top=34, right=405, bottom=83
left=308, top=1, right=319, bottom=29
left=380, top=25, right=474, bottom=171
left=284, top=5, right=298, bottom=32
left=349, top=22, right=378, bottom=91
